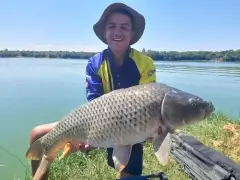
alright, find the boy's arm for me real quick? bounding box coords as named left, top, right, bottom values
left=85, top=58, right=104, bottom=101
left=139, top=57, right=157, bottom=84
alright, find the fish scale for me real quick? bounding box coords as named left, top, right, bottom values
left=41, top=83, right=164, bottom=153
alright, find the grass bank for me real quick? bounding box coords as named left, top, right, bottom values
left=25, top=112, right=240, bottom=180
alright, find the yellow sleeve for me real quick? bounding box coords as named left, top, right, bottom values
left=139, top=57, right=157, bottom=84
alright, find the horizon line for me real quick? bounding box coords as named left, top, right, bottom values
left=1, top=48, right=240, bottom=53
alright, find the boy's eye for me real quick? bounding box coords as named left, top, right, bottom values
left=107, top=24, right=116, bottom=29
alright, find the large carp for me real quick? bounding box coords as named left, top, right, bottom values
left=26, top=83, right=215, bottom=180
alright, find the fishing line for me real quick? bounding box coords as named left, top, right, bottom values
left=0, top=144, right=31, bottom=174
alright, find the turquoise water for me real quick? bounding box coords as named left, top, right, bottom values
left=0, top=58, right=239, bottom=180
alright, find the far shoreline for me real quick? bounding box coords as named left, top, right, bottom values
left=1, top=48, right=240, bottom=62
left=1, top=56, right=239, bottom=64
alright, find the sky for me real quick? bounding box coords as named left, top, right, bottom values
left=1, top=0, right=240, bottom=52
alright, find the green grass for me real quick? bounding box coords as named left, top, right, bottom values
left=25, top=112, right=240, bottom=180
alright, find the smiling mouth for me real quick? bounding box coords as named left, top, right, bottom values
left=113, top=38, right=123, bottom=41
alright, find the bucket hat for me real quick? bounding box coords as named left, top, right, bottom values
left=93, top=2, right=145, bottom=45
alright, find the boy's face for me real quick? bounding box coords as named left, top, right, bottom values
left=104, top=12, right=133, bottom=54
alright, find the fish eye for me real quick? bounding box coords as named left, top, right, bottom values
left=191, top=102, right=197, bottom=107
left=189, top=98, right=197, bottom=107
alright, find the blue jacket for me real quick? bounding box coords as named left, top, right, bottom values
left=85, top=47, right=156, bottom=101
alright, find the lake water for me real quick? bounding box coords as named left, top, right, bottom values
left=0, top=58, right=240, bottom=180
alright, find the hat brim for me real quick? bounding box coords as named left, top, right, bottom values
left=93, top=3, right=145, bottom=45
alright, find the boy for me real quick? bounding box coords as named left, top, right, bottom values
left=29, top=2, right=156, bottom=179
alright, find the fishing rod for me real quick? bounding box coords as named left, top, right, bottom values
left=117, top=172, right=168, bottom=180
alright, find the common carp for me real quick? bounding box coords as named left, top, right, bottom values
left=26, top=83, right=215, bottom=180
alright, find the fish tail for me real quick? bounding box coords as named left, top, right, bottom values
left=33, top=154, right=53, bottom=180
left=26, top=137, right=43, bottom=160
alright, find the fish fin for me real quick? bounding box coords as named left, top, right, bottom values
left=153, top=132, right=172, bottom=166
left=26, top=137, right=43, bottom=160
left=112, top=145, right=132, bottom=172
left=32, top=154, right=53, bottom=180
left=59, top=142, right=72, bottom=160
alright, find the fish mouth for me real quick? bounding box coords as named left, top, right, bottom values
left=204, top=102, right=215, bottom=118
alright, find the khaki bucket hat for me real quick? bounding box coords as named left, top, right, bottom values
left=93, top=2, right=146, bottom=45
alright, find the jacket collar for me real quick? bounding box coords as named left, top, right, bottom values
left=106, top=46, right=132, bottom=64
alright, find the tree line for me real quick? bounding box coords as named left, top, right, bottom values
left=0, top=48, right=240, bottom=62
